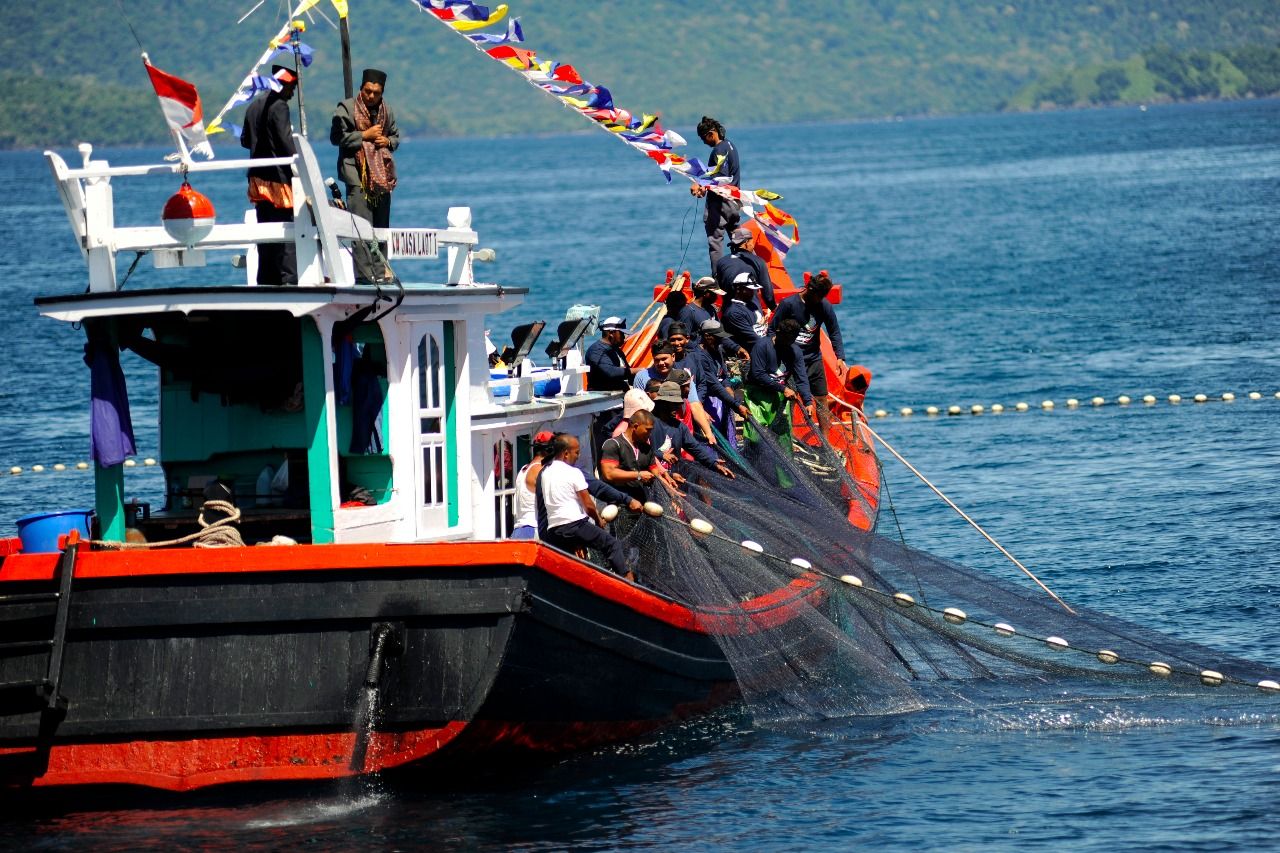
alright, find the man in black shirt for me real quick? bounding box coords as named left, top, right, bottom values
left=689, top=116, right=741, bottom=270
left=241, top=65, right=299, bottom=285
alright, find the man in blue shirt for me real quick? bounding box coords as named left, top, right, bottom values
left=722, top=273, right=768, bottom=353
left=769, top=271, right=846, bottom=435
left=744, top=319, right=814, bottom=463
left=714, top=228, right=775, bottom=310
left=651, top=383, right=736, bottom=481
left=657, top=290, right=698, bottom=342
left=695, top=319, right=749, bottom=447
left=689, top=116, right=741, bottom=270
left=585, top=316, right=636, bottom=393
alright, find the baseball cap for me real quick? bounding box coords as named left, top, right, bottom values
left=729, top=227, right=752, bottom=245
left=732, top=271, right=761, bottom=290
left=599, top=316, right=628, bottom=333
left=692, top=275, right=725, bottom=295
left=533, top=430, right=556, bottom=445
left=622, top=388, right=655, bottom=419
left=700, top=319, right=731, bottom=339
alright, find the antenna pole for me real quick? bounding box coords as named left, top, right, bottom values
left=341, top=15, right=354, bottom=100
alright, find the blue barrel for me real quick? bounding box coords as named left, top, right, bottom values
left=15, top=509, right=92, bottom=554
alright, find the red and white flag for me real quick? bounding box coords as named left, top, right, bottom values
left=143, top=56, right=214, bottom=160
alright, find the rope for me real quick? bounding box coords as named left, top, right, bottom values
left=857, top=420, right=1075, bottom=615
left=92, top=500, right=244, bottom=550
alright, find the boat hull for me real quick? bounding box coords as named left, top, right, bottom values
left=0, top=542, right=737, bottom=791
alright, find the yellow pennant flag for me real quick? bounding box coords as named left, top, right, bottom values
left=330, top=0, right=349, bottom=18
left=448, top=4, right=508, bottom=32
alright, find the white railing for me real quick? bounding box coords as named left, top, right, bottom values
left=45, top=136, right=479, bottom=291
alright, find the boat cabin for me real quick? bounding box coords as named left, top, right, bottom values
left=39, top=136, right=622, bottom=546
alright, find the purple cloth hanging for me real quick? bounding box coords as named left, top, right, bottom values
left=84, top=337, right=136, bottom=468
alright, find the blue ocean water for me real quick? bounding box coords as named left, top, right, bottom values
left=0, top=99, right=1277, bottom=850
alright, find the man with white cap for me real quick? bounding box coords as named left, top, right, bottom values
left=714, top=227, right=775, bottom=311
left=721, top=272, right=769, bottom=352
left=242, top=64, right=299, bottom=285
left=586, top=316, right=636, bottom=393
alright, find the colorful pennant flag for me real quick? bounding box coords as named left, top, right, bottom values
left=407, top=0, right=800, bottom=253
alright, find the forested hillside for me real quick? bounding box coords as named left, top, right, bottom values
left=1006, top=44, right=1280, bottom=109
left=1, top=1, right=1277, bottom=148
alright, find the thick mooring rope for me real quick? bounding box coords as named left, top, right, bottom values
left=92, top=500, right=244, bottom=550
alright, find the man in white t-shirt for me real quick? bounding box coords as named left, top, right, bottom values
left=537, top=434, right=628, bottom=575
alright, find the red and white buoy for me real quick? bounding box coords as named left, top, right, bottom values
left=161, top=181, right=216, bottom=246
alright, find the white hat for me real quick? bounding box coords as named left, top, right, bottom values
left=622, top=388, right=655, bottom=419
left=733, top=271, right=761, bottom=290
left=599, top=316, right=628, bottom=332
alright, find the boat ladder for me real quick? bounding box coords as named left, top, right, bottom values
left=0, top=536, right=78, bottom=718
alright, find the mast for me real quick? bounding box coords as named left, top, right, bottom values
left=340, top=14, right=354, bottom=100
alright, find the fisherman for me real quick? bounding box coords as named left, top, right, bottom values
left=537, top=434, right=629, bottom=575
left=599, top=410, right=664, bottom=502
left=657, top=290, right=697, bottom=341
left=769, top=271, right=846, bottom=435
left=715, top=227, right=775, bottom=310
left=721, top=272, right=768, bottom=353
left=693, top=319, right=750, bottom=447
left=686, top=275, right=724, bottom=330
left=331, top=68, right=400, bottom=284
left=516, top=431, right=640, bottom=541
left=669, top=323, right=736, bottom=444
left=241, top=65, right=299, bottom=285
left=689, top=116, right=741, bottom=269
left=651, top=383, right=736, bottom=480
left=744, top=318, right=814, bottom=458
left=585, top=316, right=636, bottom=392
left=609, top=387, right=656, bottom=439
left=636, top=341, right=716, bottom=444
left=510, top=430, right=556, bottom=539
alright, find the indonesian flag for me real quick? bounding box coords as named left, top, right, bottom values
left=144, top=57, right=214, bottom=160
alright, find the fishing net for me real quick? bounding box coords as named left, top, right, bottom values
left=600, top=411, right=1280, bottom=727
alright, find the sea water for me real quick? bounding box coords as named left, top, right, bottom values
left=0, top=99, right=1277, bottom=850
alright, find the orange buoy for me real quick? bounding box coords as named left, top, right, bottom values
left=162, top=181, right=216, bottom=246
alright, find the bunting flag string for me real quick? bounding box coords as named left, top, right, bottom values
left=409, top=0, right=801, bottom=255
left=205, top=0, right=323, bottom=138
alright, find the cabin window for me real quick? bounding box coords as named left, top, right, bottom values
left=492, top=438, right=517, bottom=537
left=417, top=333, right=447, bottom=510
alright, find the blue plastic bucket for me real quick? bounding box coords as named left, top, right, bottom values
left=15, top=509, right=92, bottom=554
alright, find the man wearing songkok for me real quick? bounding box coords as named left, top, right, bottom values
left=242, top=65, right=299, bottom=285
left=331, top=68, right=400, bottom=284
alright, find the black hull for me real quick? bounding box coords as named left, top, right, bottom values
left=0, top=542, right=740, bottom=789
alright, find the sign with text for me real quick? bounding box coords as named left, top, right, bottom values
left=386, top=229, right=440, bottom=259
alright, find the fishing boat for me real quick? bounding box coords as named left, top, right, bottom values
left=0, top=127, right=882, bottom=792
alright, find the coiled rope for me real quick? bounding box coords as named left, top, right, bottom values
left=93, top=500, right=244, bottom=550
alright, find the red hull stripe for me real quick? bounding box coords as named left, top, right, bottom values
left=0, top=724, right=467, bottom=791
left=0, top=542, right=825, bottom=634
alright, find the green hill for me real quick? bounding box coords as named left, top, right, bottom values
left=1, top=1, right=1278, bottom=148
left=1005, top=44, right=1280, bottom=109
